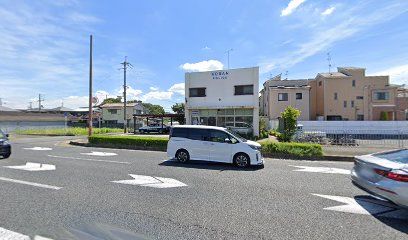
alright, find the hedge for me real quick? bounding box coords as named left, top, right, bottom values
left=260, top=141, right=323, bottom=158
left=88, top=135, right=168, bottom=151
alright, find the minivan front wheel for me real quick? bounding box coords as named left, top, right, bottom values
left=234, top=153, right=250, bottom=168
left=176, top=149, right=189, bottom=163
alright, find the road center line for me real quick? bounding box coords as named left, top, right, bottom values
left=0, top=177, right=62, bottom=190
left=47, top=155, right=130, bottom=164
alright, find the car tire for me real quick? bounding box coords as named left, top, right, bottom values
left=233, top=153, right=250, bottom=168
left=175, top=149, right=189, bottom=163
left=2, top=153, right=10, bottom=159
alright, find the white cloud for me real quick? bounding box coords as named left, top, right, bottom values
left=149, top=86, right=159, bottom=91
left=281, top=0, right=306, bottom=17
left=202, top=46, right=211, bottom=50
left=321, top=7, right=335, bottom=16
left=141, top=91, right=173, bottom=101
left=168, top=83, right=185, bottom=95
left=372, top=64, right=408, bottom=85
left=69, top=12, right=102, bottom=23
left=180, top=60, right=223, bottom=72
left=261, top=1, right=408, bottom=73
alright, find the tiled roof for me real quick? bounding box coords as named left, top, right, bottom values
left=318, top=72, right=349, bottom=78
left=268, top=79, right=310, bottom=87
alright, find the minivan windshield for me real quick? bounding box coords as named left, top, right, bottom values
left=225, top=128, right=247, bottom=142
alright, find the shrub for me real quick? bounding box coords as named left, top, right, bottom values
left=88, top=135, right=168, bottom=151
left=380, top=111, right=388, bottom=121
left=268, top=129, right=281, bottom=137
left=280, top=106, right=301, bottom=142
left=260, top=141, right=323, bottom=158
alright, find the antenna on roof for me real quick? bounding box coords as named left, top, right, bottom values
left=327, top=52, right=332, bottom=74
left=285, top=71, right=288, bottom=80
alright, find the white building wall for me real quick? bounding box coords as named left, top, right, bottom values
left=185, top=67, right=260, bottom=136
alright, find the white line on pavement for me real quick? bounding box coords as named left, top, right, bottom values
left=0, top=177, right=62, bottom=190
left=23, top=147, right=53, bottom=151
left=4, top=162, right=56, bottom=171
left=0, top=227, right=53, bottom=240
left=47, top=155, right=130, bottom=164
left=290, top=165, right=351, bottom=175
left=80, top=151, right=118, bottom=156
left=0, top=226, right=30, bottom=240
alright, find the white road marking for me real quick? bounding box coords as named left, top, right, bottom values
left=23, top=147, right=52, bottom=151
left=112, top=174, right=187, bottom=188
left=312, top=194, right=408, bottom=219
left=80, top=151, right=117, bottom=156
left=47, top=155, right=130, bottom=164
left=4, top=162, right=56, bottom=171
left=0, top=227, right=53, bottom=240
left=0, top=177, right=62, bottom=190
left=0, top=226, right=30, bottom=240
left=290, top=165, right=351, bottom=175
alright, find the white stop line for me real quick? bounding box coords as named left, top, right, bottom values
left=4, top=162, right=56, bottom=171
left=290, top=165, right=351, bottom=175
left=112, top=174, right=187, bottom=188
left=0, top=226, right=53, bottom=240
left=80, top=151, right=117, bottom=156
left=23, top=147, right=52, bottom=151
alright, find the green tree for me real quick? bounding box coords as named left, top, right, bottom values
left=101, top=97, right=121, bottom=105
left=380, top=111, right=388, bottom=121
left=171, top=103, right=185, bottom=124
left=280, top=106, right=301, bottom=142
left=142, top=103, right=165, bottom=115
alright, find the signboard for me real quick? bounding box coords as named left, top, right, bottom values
left=191, top=110, right=199, bottom=116
left=211, top=71, right=229, bottom=80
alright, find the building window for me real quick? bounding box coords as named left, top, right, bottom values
left=357, top=114, right=364, bottom=121
left=234, top=85, right=254, bottom=95
left=278, top=93, right=288, bottom=101
left=296, top=93, right=302, bottom=100
left=352, top=80, right=356, bottom=87
left=189, top=88, right=206, bottom=97
left=334, top=92, right=338, bottom=100
left=373, top=91, right=389, bottom=100
left=108, top=109, right=118, bottom=114
left=356, top=96, right=364, bottom=100
left=318, top=81, right=322, bottom=86
left=344, top=101, right=347, bottom=108
left=351, top=100, right=354, bottom=108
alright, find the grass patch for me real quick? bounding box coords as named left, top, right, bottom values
left=88, top=135, right=168, bottom=151
left=15, top=127, right=123, bottom=136
left=260, top=141, right=323, bottom=158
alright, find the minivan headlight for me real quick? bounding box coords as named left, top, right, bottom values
left=249, top=145, right=261, bottom=151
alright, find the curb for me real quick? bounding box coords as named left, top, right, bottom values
left=69, top=141, right=355, bottom=162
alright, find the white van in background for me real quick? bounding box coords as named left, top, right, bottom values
left=167, top=125, right=264, bottom=167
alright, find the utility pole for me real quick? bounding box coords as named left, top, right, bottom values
left=120, top=56, right=132, bottom=133
left=88, top=35, right=93, bottom=137
left=28, top=102, right=33, bottom=110
left=226, top=48, right=233, bottom=69
left=38, top=94, right=44, bottom=112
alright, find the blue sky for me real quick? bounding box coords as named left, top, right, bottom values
left=0, top=0, right=407, bottom=111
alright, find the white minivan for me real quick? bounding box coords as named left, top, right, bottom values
left=167, top=125, right=264, bottom=167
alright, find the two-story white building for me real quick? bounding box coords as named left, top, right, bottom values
left=185, top=66, right=260, bottom=136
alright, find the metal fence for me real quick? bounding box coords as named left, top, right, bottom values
left=294, top=129, right=408, bottom=149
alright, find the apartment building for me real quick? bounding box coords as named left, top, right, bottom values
left=185, top=67, right=260, bottom=136
left=260, top=75, right=312, bottom=120
left=260, top=67, right=403, bottom=121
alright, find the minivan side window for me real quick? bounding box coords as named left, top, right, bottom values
left=209, top=130, right=229, bottom=143
left=171, top=128, right=189, bottom=138
left=189, top=128, right=209, bottom=141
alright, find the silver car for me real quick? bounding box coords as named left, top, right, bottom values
left=351, top=149, right=408, bottom=208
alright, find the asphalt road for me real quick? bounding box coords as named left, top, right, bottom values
left=0, top=136, right=407, bottom=239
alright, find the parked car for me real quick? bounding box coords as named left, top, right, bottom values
left=351, top=149, right=408, bottom=208
left=167, top=125, right=263, bottom=167
left=139, top=124, right=170, bottom=134
left=0, top=129, right=11, bottom=159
